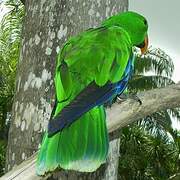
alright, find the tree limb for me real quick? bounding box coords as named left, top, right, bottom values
left=1, top=83, right=180, bottom=180
left=107, top=82, right=180, bottom=132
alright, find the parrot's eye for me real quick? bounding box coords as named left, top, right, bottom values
left=144, top=19, right=147, bottom=26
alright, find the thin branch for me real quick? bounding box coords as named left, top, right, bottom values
left=168, top=173, right=180, bottom=179
left=1, top=83, right=180, bottom=180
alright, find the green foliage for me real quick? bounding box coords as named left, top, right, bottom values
left=118, top=48, right=180, bottom=180
left=129, top=47, right=175, bottom=91
left=119, top=125, right=179, bottom=180
left=0, top=140, right=6, bottom=176
left=134, top=48, right=174, bottom=78
left=0, top=0, right=24, bottom=175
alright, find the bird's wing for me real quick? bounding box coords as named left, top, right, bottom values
left=48, top=26, right=132, bottom=136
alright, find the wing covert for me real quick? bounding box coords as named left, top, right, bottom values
left=57, top=26, right=132, bottom=87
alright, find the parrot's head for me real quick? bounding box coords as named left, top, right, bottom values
left=102, top=11, right=149, bottom=54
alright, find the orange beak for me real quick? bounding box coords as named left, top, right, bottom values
left=140, top=35, right=149, bottom=54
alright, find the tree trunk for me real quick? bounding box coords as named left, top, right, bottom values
left=6, top=0, right=128, bottom=179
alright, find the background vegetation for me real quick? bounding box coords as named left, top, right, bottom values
left=0, top=0, right=24, bottom=175
left=119, top=49, right=180, bottom=179
left=0, top=0, right=179, bottom=179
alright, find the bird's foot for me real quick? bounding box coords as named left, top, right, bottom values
left=104, top=100, right=113, bottom=108
left=116, top=93, right=142, bottom=105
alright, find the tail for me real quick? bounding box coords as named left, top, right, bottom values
left=36, top=105, right=109, bottom=175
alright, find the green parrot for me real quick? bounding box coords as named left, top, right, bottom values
left=37, top=11, right=149, bottom=175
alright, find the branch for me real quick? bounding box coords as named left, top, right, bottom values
left=1, top=83, right=180, bottom=180
left=168, top=173, right=180, bottom=179
left=107, top=82, right=180, bottom=132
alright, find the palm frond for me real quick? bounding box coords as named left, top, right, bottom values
left=0, top=0, right=24, bottom=44
left=167, top=108, right=180, bottom=119
left=129, top=75, right=174, bottom=91
left=0, top=0, right=24, bottom=148
left=139, top=113, right=171, bottom=135
left=134, top=48, right=174, bottom=78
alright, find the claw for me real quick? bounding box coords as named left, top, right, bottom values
left=116, top=95, right=126, bottom=104
left=129, top=94, right=142, bottom=105
left=104, top=100, right=113, bottom=108
left=117, top=93, right=142, bottom=105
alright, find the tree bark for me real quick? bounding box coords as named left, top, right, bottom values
left=5, top=0, right=128, bottom=179
left=2, top=83, right=180, bottom=180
